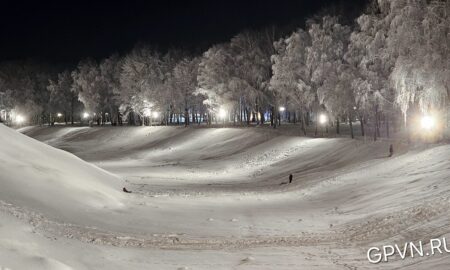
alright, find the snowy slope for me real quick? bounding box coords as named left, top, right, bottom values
left=0, top=124, right=124, bottom=219
left=3, top=125, right=450, bottom=269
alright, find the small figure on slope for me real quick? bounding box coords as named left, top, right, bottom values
left=123, top=187, right=132, bottom=193
left=388, top=144, right=394, bottom=157
left=289, top=174, right=293, bottom=184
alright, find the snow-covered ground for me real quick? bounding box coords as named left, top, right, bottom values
left=1, top=124, right=450, bottom=269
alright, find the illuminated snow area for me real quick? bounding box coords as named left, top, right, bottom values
left=1, top=124, right=450, bottom=269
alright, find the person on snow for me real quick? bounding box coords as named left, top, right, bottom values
left=389, top=144, right=394, bottom=157
left=123, top=187, right=132, bottom=193
left=289, top=174, right=293, bottom=184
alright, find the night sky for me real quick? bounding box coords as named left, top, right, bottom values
left=0, top=0, right=368, bottom=64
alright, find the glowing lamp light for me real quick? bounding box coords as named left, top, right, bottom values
left=143, top=108, right=151, bottom=117
left=152, top=111, right=159, bottom=118
left=421, top=115, right=435, bottom=130
left=16, top=115, right=25, bottom=124
left=57, top=113, right=62, bottom=117
left=218, top=108, right=227, bottom=119
left=279, top=106, right=286, bottom=112
left=83, top=112, right=89, bottom=119
left=319, top=114, right=328, bottom=125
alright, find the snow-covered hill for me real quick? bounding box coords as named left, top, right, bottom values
left=0, top=124, right=124, bottom=214
left=1, top=124, right=450, bottom=269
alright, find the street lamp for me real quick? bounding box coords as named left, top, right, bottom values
left=83, top=112, right=89, bottom=119
left=319, top=114, right=328, bottom=125
left=279, top=106, right=285, bottom=112
left=421, top=115, right=435, bottom=130
left=143, top=108, right=151, bottom=117
left=219, top=108, right=227, bottom=119
left=16, top=115, right=25, bottom=124
left=57, top=113, right=62, bottom=117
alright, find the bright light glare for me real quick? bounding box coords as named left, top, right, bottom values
left=421, top=115, right=435, bottom=130
left=319, top=114, right=327, bottom=125
left=16, top=115, right=24, bottom=124
left=279, top=106, right=285, bottom=112
left=152, top=111, right=159, bottom=118
left=143, top=108, right=151, bottom=117
left=219, top=108, right=227, bottom=119
left=57, top=113, right=62, bottom=117
left=83, top=112, right=89, bottom=119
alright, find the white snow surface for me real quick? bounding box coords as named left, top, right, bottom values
left=0, top=124, right=449, bottom=269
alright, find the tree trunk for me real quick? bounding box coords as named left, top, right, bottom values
left=314, top=111, right=318, bottom=137
left=184, top=108, right=189, bottom=127
left=336, top=118, right=340, bottom=135
left=360, top=115, right=365, bottom=137
left=70, top=97, right=75, bottom=125
left=270, top=106, right=274, bottom=127
left=376, top=112, right=381, bottom=138
left=246, top=109, right=250, bottom=126
left=386, top=115, right=390, bottom=138
left=301, top=113, right=307, bottom=136
left=349, top=114, right=354, bottom=139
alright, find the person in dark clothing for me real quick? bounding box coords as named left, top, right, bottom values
left=123, top=187, right=132, bottom=193
left=289, top=174, right=293, bottom=184
left=389, top=144, right=394, bottom=157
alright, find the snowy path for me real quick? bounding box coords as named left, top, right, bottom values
left=1, top=125, right=449, bottom=269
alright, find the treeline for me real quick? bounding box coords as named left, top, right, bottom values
left=0, top=0, right=448, bottom=139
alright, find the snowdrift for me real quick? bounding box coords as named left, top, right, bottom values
left=0, top=124, right=123, bottom=216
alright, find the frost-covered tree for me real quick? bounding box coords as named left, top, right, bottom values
left=230, top=29, right=275, bottom=125
left=48, top=71, right=82, bottom=124
left=197, top=29, right=276, bottom=125
left=0, top=61, right=55, bottom=125
left=346, top=2, right=398, bottom=139
left=158, top=49, right=185, bottom=125
left=270, top=29, right=312, bottom=133
left=173, top=56, right=202, bottom=125
left=196, top=43, right=236, bottom=119
left=99, top=54, right=123, bottom=125
left=71, top=59, right=105, bottom=124
left=388, top=0, right=449, bottom=124
left=305, top=16, right=352, bottom=135
left=119, top=45, right=163, bottom=125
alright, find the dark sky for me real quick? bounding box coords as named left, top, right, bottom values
left=0, top=0, right=368, bottom=64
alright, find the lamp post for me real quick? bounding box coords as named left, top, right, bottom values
left=279, top=106, right=285, bottom=126
left=143, top=108, right=151, bottom=126
left=152, top=111, right=159, bottom=126
left=319, top=113, right=328, bottom=137
left=219, top=108, right=227, bottom=126
left=56, top=113, right=62, bottom=124
left=16, top=114, right=25, bottom=126
left=421, top=115, right=435, bottom=130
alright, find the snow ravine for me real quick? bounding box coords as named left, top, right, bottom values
left=1, top=124, right=449, bottom=269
